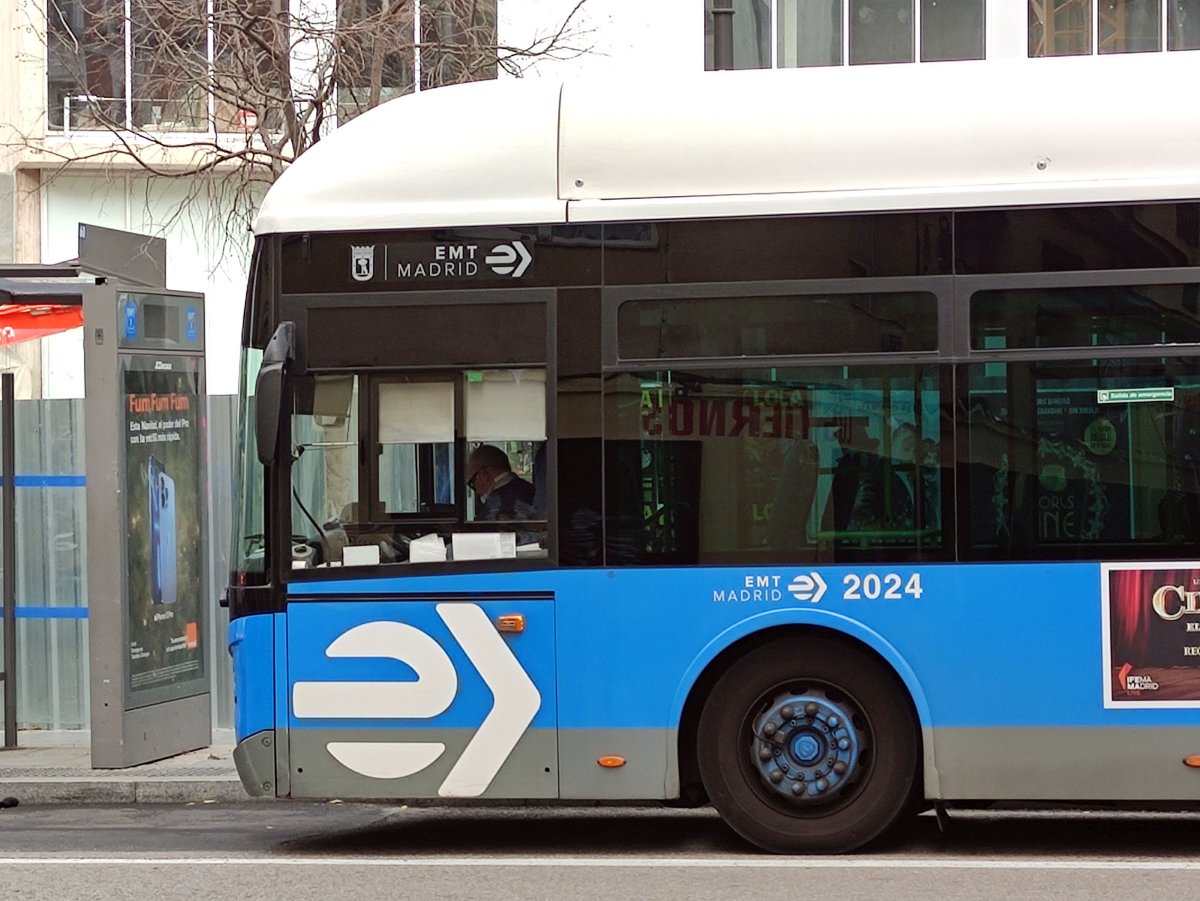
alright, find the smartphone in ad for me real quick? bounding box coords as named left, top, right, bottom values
left=148, top=456, right=178, bottom=605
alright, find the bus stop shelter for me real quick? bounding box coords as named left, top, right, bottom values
left=0, top=225, right=211, bottom=766
left=0, top=263, right=94, bottom=749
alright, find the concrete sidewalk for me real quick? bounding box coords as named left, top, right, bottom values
left=0, top=729, right=248, bottom=805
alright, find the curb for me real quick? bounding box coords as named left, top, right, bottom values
left=0, top=780, right=256, bottom=805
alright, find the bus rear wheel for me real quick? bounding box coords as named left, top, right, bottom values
left=697, top=636, right=918, bottom=854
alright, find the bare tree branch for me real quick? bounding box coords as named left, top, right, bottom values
left=7, top=0, right=593, bottom=257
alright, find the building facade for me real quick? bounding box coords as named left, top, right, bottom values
left=2, top=1, right=1195, bottom=396
left=0, top=0, right=1195, bottom=731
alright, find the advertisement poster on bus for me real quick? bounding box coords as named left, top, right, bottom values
left=122, top=356, right=206, bottom=705
left=1103, top=562, right=1200, bottom=707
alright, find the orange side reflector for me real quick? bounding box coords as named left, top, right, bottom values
left=597, top=756, right=626, bottom=768
left=1184, top=754, right=1200, bottom=768
left=496, top=614, right=525, bottom=633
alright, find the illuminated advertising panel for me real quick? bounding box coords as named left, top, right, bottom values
left=122, top=354, right=206, bottom=705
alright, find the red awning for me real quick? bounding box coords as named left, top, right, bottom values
left=0, top=304, right=84, bottom=345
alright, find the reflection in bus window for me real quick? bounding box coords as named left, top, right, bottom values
left=970, top=284, right=1200, bottom=349
left=291, top=374, right=360, bottom=565
left=603, top=365, right=946, bottom=564
left=964, top=358, right=1200, bottom=558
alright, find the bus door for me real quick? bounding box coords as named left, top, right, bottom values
left=285, top=593, right=557, bottom=800
left=281, top=363, right=557, bottom=799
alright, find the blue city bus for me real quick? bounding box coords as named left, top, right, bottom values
left=227, top=54, right=1200, bottom=853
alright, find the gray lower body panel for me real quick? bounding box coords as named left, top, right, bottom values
left=284, top=727, right=680, bottom=801
left=929, top=726, right=1200, bottom=800
left=264, top=723, right=1200, bottom=804
left=287, top=727, right=558, bottom=799
left=559, top=729, right=677, bottom=799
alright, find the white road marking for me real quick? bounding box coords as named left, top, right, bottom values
left=0, top=857, right=1196, bottom=870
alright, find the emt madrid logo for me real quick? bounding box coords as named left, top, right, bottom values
left=350, top=244, right=374, bottom=281
left=292, top=604, right=541, bottom=796
left=348, top=241, right=533, bottom=282
left=713, top=572, right=827, bottom=604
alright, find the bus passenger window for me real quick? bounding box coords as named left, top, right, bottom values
left=376, top=380, right=456, bottom=517
left=463, top=370, right=547, bottom=550
left=603, top=365, right=947, bottom=566
left=963, top=359, right=1200, bottom=559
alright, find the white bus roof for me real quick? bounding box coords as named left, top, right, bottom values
left=254, top=53, right=1200, bottom=236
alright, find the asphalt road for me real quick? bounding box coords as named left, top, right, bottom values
left=1, top=803, right=1198, bottom=900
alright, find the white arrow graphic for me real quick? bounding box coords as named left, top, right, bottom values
left=293, top=621, right=458, bottom=719
left=325, top=741, right=446, bottom=780
left=509, top=242, right=532, bottom=277
left=435, top=603, right=541, bottom=797
left=485, top=242, right=532, bottom=278
left=293, top=621, right=457, bottom=780
left=788, top=572, right=828, bottom=604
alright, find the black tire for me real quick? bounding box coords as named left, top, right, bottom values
left=697, top=636, right=919, bottom=854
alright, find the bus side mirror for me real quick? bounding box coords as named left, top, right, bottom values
left=255, top=321, right=295, bottom=466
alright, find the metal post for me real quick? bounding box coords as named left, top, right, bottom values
left=712, top=0, right=736, bottom=70
left=2, top=372, right=15, bottom=748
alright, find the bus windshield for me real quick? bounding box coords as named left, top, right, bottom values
left=288, top=368, right=547, bottom=567
left=230, top=345, right=266, bottom=583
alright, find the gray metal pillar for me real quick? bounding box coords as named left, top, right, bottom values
left=2, top=372, right=16, bottom=748
left=712, top=0, right=736, bottom=70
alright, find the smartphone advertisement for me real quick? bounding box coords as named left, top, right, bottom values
left=122, top=356, right=205, bottom=702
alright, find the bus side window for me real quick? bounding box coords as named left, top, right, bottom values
left=463, top=369, right=547, bottom=528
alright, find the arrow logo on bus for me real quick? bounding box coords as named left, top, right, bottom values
left=788, top=572, right=827, bottom=603
left=291, top=604, right=540, bottom=796
left=485, top=241, right=532, bottom=278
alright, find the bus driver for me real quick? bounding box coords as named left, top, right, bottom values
left=466, top=444, right=536, bottom=521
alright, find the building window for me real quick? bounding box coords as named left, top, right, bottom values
left=704, top=0, right=773, bottom=69
left=1030, top=0, right=1198, bottom=56
left=921, top=0, right=986, bottom=61
left=46, top=0, right=264, bottom=133
left=47, top=0, right=132, bottom=130
left=335, top=0, right=417, bottom=123
left=419, top=0, right=499, bottom=90
left=46, top=0, right=501, bottom=133
left=779, top=0, right=842, bottom=66
left=335, top=0, right=499, bottom=122
left=704, top=0, right=984, bottom=68
left=849, top=0, right=914, bottom=64
left=1170, top=0, right=1200, bottom=49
